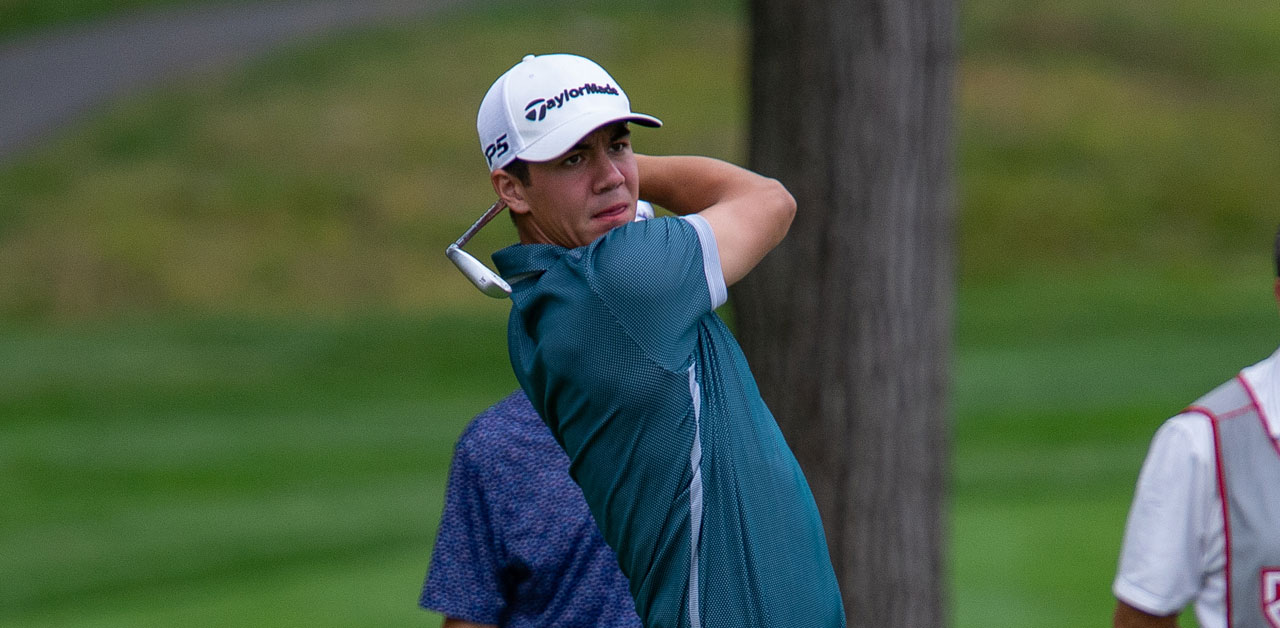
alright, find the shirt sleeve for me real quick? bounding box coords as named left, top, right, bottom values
left=679, top=214, right=728, bottom=309
left=420, top=436, right=506, bottom=623
left=1113, top=412, right=1218, bottom=615
left=585, top=216, right=727, bottom=370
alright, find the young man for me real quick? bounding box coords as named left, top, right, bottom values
left=1112, top=226, right=1280, bottom=628
left=423, top=204, right=655, bottom=627
left=420, top=391, right=642, bottom=628
left=476, top=53, right=845, bottom=627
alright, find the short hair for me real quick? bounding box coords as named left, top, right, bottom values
left=503, top=159, right=531, bottom=186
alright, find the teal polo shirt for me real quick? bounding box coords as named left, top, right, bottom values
left=492, top=215, right=845, bottom=628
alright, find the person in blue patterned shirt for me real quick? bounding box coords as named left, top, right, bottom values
left=421, top=391, right=642, bottom=628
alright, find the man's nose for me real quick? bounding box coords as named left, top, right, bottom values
left=592, top=153, right=625, bottom=193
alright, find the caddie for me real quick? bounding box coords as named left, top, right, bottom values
left=1112, top=226, right=1280, bottom=628
left=472, top=53, right=846, bottom=627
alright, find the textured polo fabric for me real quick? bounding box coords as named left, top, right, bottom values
left=421, top=391, right=642, bottom=628
left=1114, top=346, right=1280, bottom=628
left=492, top=215, right=845, bottom=628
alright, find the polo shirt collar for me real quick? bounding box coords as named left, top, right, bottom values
left=493, top=243, right=566, bottom=286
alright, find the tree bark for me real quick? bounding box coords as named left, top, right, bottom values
left=736, top=0, right=955, bottom=626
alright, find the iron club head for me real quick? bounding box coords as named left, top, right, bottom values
left=447, top=200, right=512, bottom=298
left=447, top=243, right=511, bottom=298
left=446, top=199, right=655, bottom=299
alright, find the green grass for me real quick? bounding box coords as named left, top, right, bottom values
left=12, top=546, right=447, bottom=628
left=0, top=311, right=515, bottom=627
left=4, top=272, right=1274, bottom=627
left=952, top=269, right=1277, bottom=627
left=2, top=0, right=1279, bottom=625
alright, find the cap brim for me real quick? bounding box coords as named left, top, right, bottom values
left=517, top=111, right=662, bottom=164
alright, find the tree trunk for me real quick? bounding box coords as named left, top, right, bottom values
left=736, top=0, right=955, bottom=626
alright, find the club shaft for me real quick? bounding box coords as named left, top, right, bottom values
left=453, top=200, right=505, bottom=247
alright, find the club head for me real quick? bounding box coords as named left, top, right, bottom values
left=445, top=199, right=651, bottom=299
left=447, top=244, right=511, bottom=298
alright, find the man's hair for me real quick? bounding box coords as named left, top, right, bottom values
left=504, top=159, right=531, bottom=186
left=1274, top=223, right=1279, bottom=278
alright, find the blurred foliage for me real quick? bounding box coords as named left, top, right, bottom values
left=0, top=0, right=254, bottom=40
left=959, top=0, right=1280, bottom=281
left=0, top=1, right=746, bottom=321
left=2, top=0, right=1277, bottom=321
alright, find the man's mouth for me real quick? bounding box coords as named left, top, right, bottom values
left=593, top=202, right=630, bottom=221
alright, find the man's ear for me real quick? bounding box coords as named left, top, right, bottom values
left=492, top=170, right=530, bottom=216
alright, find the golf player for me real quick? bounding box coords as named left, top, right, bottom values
left=1112, top=226, right=1280, bottom=628
left=474, top=53, right=845, bottom=627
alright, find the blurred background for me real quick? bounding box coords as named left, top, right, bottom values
left=1, top=0, right=1277, bottom=626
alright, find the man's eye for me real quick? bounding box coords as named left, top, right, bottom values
left=563, top=154, right=583, bottom=166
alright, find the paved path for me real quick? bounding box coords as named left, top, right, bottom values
left=0, top=0, right=469, bottom=163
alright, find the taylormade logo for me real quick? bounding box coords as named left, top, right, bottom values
left=524, top=83, right=620, bottom=122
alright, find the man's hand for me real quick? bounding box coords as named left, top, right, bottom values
left=442, top=618, right=497, bottom=628
left=636, top=155, right=795, bottom=287
left=1114, top=601, right=1178, bottom=628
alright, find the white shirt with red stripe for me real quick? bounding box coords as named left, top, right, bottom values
left=1113, top=345, right=1280, bottom=628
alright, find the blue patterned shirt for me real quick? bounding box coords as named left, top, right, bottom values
left=421, top=391, right=642, bottom=628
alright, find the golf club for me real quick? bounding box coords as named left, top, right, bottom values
left=447, top=200, right=512, bottom=298
left=446, top=200, right=656, bottom=298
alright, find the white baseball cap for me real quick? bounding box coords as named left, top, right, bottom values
left=477, top=53, right=662, bottom=172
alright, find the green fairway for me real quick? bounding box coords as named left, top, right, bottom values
left=0, top=312, right=514, bottom=627
left=953, top=270, right=1276, bottom=627
left=2, top=0, right=1278, bottom=626
left=3, top=274, right=1274, bottom=627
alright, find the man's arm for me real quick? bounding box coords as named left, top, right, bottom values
left=636, top=154, right=795, bottom=287
left=1111, top=415, right=1216, bottom=628
left=442, top=618, right=497, bottom=628
left=1114, top=601, right=1178, bottom=628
